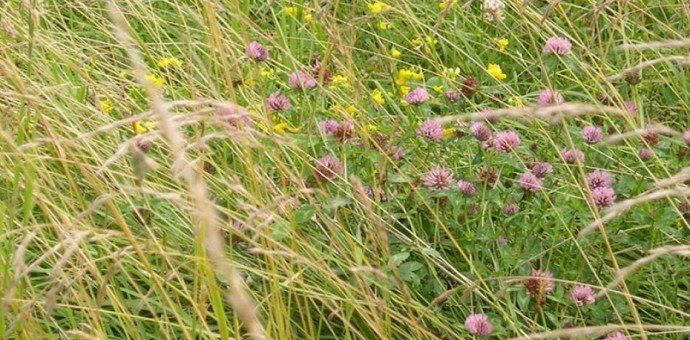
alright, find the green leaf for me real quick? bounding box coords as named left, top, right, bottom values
left=292, top=204, right=316, bottom=224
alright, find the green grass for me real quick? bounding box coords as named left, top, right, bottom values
left=1, top=0, right=689, bottom=338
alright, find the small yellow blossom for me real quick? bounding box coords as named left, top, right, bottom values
left=284, top=7, right=297, bottom=16
left=145, top=74, right=165, bottom=88
left=486, top=63, right=507, bottom=80
left=362, top=124, right=379, bottom=132
left=443, top=127, right=456, bottom=139
left=439, top=0, right=457, bottom=10
left=443, top=67, right=460, bottom=81
left=433, top=85, right=444, bottom=93
left=508, top=96, right=524, bottom=107
left=244, top=78, right=256, bottom=87
left=99, top=98, right=113, bottom=113
left=390, top=47, right=401, bottom=58
left=378, top=21, right=390, bottom=30
left=399, top=85, right=411, bottom=95
left=260, top=68, right=275, bottom=78
left=157, top=57, right=182, bottom=68
left=371, top=89, right=385, bottom=105
left=368, top=2, right=390, bottom=14
left=134, top=120, right=157, bottom=135
left=396, top=68, right=424, bottom=85
left=425, top=36, right=438, bottom=46
left=346, top=105, right=357, bottom=116
left=272, top=122, right=299, bottom=134
left=330, top=74, right=349, bottom=88
left=496, top=38, right=509, bottom=52
left=411, top=37, right=423, bottom=46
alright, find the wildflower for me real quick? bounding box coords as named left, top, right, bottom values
left=246, top=41, right=269, bottom=62
left=443, top=128, right=456, bottom=139
left=479, top=166, right=498, bottom=187
left=333, top=121, right=355, bottom=142
left=537, top=89, right=564, bottom=106
left=417, top=120, right=443, bottom=142
left=497, top=235, right=509, bottom=245
left=330, top=74, right=349, bottom=89
left=542, top=36, right=572, bottom=55
left=519, top=172, right=543, bottom=192
left=266, top=92, right=291, bottom=111
left=481, top=0, right=505, bottom=22
left=345, top=105, right=358, bottom=116
left=445, top=90, right=461, bottom=102
left=582, top=125, right=603, bottom=144
left=99, top=98, right=113, bottom=113
left=508, top=96, right=524, bottom=107
left=493, top=131, right=520, bottom=152
left=443, top=67, right=460, bottom=81
left=134, top=120, right=157, bottom=135
left=378, top=21, right=389, bottom=29
left=364, top=186, right=388, bottom=201
left=272, top=122, right=299, bottom=134
left=318, top=120, right=340, bottom=136
left=524, top=268, right=554, bottom=303
left=303, top=12, right=313, bottom=23
left=368, top=2, right=390, bottom=14
left=457, top=180, right=476, bottom=196
left=284, top=6, right=297, bottom=16
left=464, top=313, right=493, bottom=336
left=561, top=148, right=585, bottom=164
left=496, top=38, right=509, bottom=52
left=217, top=105, right=254, bottom=128
left=487, top=63, right=507, bottom=80
left=145, top=73, right=165, bottom=88
left=438, top=0, right=457, bottom=10
left=260, top=68, right=275, bottom=78
left=481, top=108, right=500, bottom=123
left=433, top=85, right=444, bottom=93
left=411, top=37, right=423, bottom=46
left=637, top=148, right=651, bottom=161
left=683, top=130, right=690, bottom=145
left=405, top=87, right=431, bottom=105
left=315, top=155, right=342, bottom=181
left=470, top=122, right=492, bottom=141
left=310, top=59, right=333, bottom=84
left=461, top=76, right=480, bottom=97
left=587, top=170, right=612, bottom=189
left=391, top=147, right=404, bottom=160
left=624, top=101, right=638, bottom=116
left=157, top=57, right=183, bottom=68
left=606, top=332, right=630, bottom=340
left=503, top=203, right=519, bottom=215
left=288, top=70, right=317, bottom=89
left=423, top=166, right=455, bottom=191
left=390, top=47, right=401, bottom=58
left=570, top=285, right=596, bottom=306
left=592, top=187, right=616, bottom=208
left=362, top=124, right=378, bottom=133
left=425, top=36, right=439, bottom=46
left=642, top=127, right=660, bottom=146
left=372, top=89, right=386, bottom=105
left=530, top=162, right=553, bottom=178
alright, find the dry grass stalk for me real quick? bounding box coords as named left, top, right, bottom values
left=604, top=124, right=681, bottom=145
left=617, top=39, right=690, bottom=51
left=105, top=1, right=265, bottom=339
left=607, top=55, right=690, bottom=81
left=510, top=324, right=690, bottom=340
left=434, top=103, right=628, bottom=125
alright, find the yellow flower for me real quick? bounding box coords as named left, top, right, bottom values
left=244, top=78, right=256, bottom=87
left=260, top=68, right=275, bottom=78
left=508, top=96, right=524, bottom=107
left=362, top=124, right=379, bottom=132
left=399, top=85, right=410, bottom=95
left=330, top=74, right=349, bottom=88
left=497, top=38, right=509, bottom=52
left=284, top=7, right=297, bottom=16
left=304, top=13, right=312, bottom=23
left=272, top=122, right=299, bottom=134
left=157, top=57, right=182, bottom=68
left=433, top=85, right=444, bottom=93
left=411, top=37, right=423, bottom=46
left=439, top=0, right=457, bottom=10
left=390, top=47, right=401, bottom=58
left=145, top=74, right=165, bottom=88
left=443, top=67, right=460, bottom=81
left=346, top=105, right=358, bottom=116
left=443, top=127, right=456, bottom=139
left=378, top=21, right=390, bottom=30
left=425, top=36, right=438, bottom=46
left=371, top=89, right=385, bottom=105
left=134, top=120, right=157, bottom=135
left=368, top=2, right=390, bottom=14
left=396, top=68, right=423, bottom=85
left=486, top=63, right=507, bottom=80
left=99, top=98, right=113, bottom=113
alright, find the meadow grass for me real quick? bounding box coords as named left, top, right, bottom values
left=1, top=0, right=689, bottom=338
